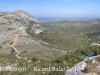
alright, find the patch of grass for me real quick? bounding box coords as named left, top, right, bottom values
left=0, top=46, right=3, bottom=49
left=76, top=36, right=88, bottom=48
left=84, top=66, right=90, bottom=73
left=6, top=28, right=16, bottom=31
left=2, top=40, right=10, bottom=45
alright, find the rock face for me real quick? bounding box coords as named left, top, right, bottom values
left=14, top=10, right=39, bottom=23
left=65, top=55, right=100, bottom=75
left=0, top=10, right=44, bottom=36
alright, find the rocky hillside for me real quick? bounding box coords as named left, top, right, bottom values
left=0, top=10, right=66, bottom=61
left=0, top=10, right=44, bottom=36
left=0, top=10, right=43, bottom=56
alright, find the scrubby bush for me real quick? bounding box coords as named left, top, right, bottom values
left=30, top=56, right=38, bottom=62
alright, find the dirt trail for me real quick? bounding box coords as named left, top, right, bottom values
left=11, top=34, right=21, bottom=59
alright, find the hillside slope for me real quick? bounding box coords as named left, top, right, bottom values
left=0, top=10, right=67, bottom=61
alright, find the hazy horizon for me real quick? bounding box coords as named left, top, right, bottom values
left=0, top=0, right=100, bottom=18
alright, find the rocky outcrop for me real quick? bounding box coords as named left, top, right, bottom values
left=65, top=55, right=100, bottom=75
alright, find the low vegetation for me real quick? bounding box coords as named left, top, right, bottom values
left=1, top=20, right=100, bottom=75
left=6, top=28, right=16, bottom=31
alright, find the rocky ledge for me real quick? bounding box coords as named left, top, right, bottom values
left=66, top=55, right=100, bottom=75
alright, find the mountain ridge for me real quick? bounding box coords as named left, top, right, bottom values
left=0, top=10, right=65, bottom=60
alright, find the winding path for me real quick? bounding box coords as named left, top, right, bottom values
left=11, top=34, right=21, bottom=59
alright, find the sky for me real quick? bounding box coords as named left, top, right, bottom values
left=0, top=0, right=100, bottom=18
